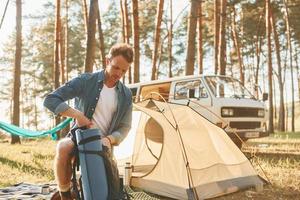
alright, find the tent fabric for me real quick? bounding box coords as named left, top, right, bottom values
left=0, top=118, right=72, bottom=140
left=114, top=99, right=263, bottom=200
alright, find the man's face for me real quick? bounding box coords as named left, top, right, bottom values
left=106, top=55, right=130, bottom=83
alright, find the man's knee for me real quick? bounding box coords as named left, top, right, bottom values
left=56, top=138, right=75, bottom=159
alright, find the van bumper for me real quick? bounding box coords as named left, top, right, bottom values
left=227, top=130, right=269, bottom=140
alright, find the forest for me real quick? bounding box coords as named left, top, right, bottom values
left=0, top=0, right=299, bottom=144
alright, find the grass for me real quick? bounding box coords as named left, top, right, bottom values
left=0, top=137, right=56, bottom=187
left=0, top=134, right=300, bottom=199
left=244, top=132, right=300, bottom=155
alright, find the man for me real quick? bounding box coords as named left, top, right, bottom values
left=44, top=43, right=133, bottom=199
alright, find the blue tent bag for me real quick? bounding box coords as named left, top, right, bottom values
left=75, top=128, right=108, bottom=200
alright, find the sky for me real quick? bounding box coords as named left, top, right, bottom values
left=0, top=0, right=188, bottom=48
left=0, top=0, right=113, bottom=48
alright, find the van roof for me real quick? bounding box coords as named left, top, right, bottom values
left=127, top=74, right=232, bottom=88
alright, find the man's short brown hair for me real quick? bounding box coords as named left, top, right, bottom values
left=107, top=43, right=134, bottom=63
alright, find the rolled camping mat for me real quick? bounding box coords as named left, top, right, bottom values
left=75, top=128, right=108, bottom=200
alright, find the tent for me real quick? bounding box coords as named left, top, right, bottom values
left=114, top=99, right=263, bottom=200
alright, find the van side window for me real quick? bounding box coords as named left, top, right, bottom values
left=175, top=80, right=208, bottom=99
left=130, top=87, right=138, bottom=101
left=140, top=82, right=171, bottom=101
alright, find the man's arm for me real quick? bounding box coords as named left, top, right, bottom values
left=43, top=74, right=92, bottom=128
left=60, top=107, right=92, bottom=128
left=43, top=75, right=85, bottom=115
left=108, top=103, right=133, bottom=146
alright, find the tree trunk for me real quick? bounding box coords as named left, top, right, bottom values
left=218, top=0, right=227, bottom=75
left=156, top=40, right=164, bottom=79
left=197, top=0, right=203, bottom=74
left=123, top=0, right=132, bottom=83
left=283, top=0, right=295, bottom=132
left=214, top=0, right=220, bottom=74
left=123, top=0, right=130, bottom=44
left=270, top=8, right=285, bottom=131
left=266, top=0, right=274, bottom=133
left=273, top=75, right=277, bottom=121
left=84, top=0, right=98, bottom=73
left=11, top=0, right=22, bottom=144
left=185, top=0, right=199, bottom=75
left=60, top=25, right=66, bottom=84
left=151, top=0, right=164, bottom=80
left=120, top=0, right=126, bottom=43
left=54, top=0, right=61, bottom=137
left=82, top=0, right=89, bottom=36
left=254, top=14, right=263, bottom=98
left=132, top=0, right=140, bottom=83
left=231, top=4, right=244, bottom=85
left=168, top=0, right=173, bottom=78
left=295, top=49, right=300, bottom=102
left=54, top=0, right=61, bottom=88
left=65, top=0, right=69, bottom=81
left=62, top=0, right=70, bottom=136
left=96, top=1, right=106, bottom=69
left=120, top=0, right=126, bottom=84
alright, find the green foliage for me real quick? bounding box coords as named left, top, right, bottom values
left=271, top=131, right=300, bottom=139
left=100, top=1, right=122, bottom=58
left=288, top=0, right=300, bottom=44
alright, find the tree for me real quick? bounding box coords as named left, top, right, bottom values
left=60, top=25, right=66, bottom=84
left=121, top=0, right=132, bottom=82
left=65, top=0, right=69, bottom=81
left=254, top=13, right=264, bottom=98
left=230, top=4, right=244, bottom=85
left=96, top=0, right=106, bottom=68
left=151, top=0, right=164, bottom=80
left=270, top=7, right=285, bottom=131
left=132, top=0, right=140, bottom=83
left=82, top=0, right=89, bottom=36
left=85, top=0, right=98, bottom=72
left=54, top=0, right=62, bottom=137
left=54, top=0, right=61, bottom=89
left=168, top=0, right=173, bottom=77
left=283, top=0, right=295, bottom=132
left=266, top=0, right=274, bottom=133
left=185, top=0, right=199, bottom=75
left=214, top=0, right=220, bottom=74
left=218, top=0, right=227, bottom=75
left=123, top=0, right=131, bottom=44
left=197, top=0, right=203, bottom=74
left=11, top=0, right=22, bottom=144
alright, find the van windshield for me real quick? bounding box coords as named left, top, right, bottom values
left=205, top=76, right=254, bottom=99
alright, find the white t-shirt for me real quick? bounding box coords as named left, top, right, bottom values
left=91, top=84, right=118, bottom=135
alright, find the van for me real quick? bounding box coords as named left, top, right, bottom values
left=128, top=75, right=269, bottom=148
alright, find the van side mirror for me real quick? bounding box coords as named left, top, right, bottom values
left=262, top=93, right=268, bottom=101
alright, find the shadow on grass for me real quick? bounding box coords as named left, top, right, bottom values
left=214, top=185, right=300, bottom=200
left=0, top=156, right=54, bottom=179
left=33, top=153, right=54, bottom=161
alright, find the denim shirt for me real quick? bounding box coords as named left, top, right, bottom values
left=43, top=70, right=132, bottom=145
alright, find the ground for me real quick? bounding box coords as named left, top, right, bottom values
left=0, top=132, right=299, bottom=199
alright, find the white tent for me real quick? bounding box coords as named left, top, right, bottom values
left=114, top=99, right=263, bottom=200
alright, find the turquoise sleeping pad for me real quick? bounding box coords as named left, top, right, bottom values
left=75, top=128, right=108, bottom=200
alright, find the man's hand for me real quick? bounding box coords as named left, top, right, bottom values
left=101, top=137, right=112, bottom=149
left=60, top=108, right=93, bottom=128
left=74, top=110, right=93, bottom=128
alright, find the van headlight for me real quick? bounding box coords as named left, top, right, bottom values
left=221, top=108, right=234, bottom=117
left=258, top=109, right=265, bottom=117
